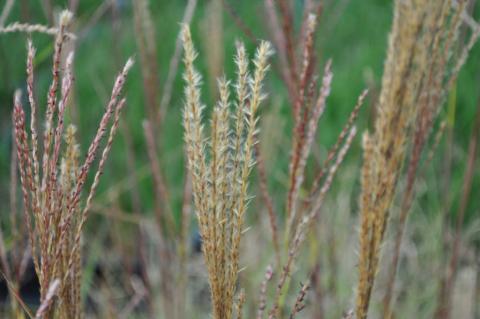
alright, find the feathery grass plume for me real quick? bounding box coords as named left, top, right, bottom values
left=258, top=17, right=369, bottom=313
left=262, top=16, right=366, bottom=312
left=267, top=119, right=356, bottom=317
left=263, top=1, right=321, bottom=107
left=276, top=100, right=364, bottom=314
left=0, top=107, right=32, bottom=318
left=182, top=24, right=272, bottom=319
left=0, top=5, right=76, bottom=39
left=353, top=1, right=478, bottom=318
left=281, top=13, right=367, bottom=245
left=12, top=10, right=133, bottom=318
left=381, top=0, right=479, bottom=317
left=289, top=281, right=310, bottom=318
left=275, top=14, right=330, bottom=260
left=257, top=265, right=274, bottom=319
left=286, top=14, right=320, bottom=231
left=0, top=22, right=77, bottom=38
left=356, top=132, right=374, bottom=319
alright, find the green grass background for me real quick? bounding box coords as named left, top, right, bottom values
left=0, top=0, right=479, bottom=250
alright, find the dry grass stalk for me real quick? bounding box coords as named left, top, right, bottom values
left=12, top=10, right=133, bottom=318
left=280, top=13, right=366, bottom=246
left=119, top=277, right=148, bottom=319
left=134, top=3, right=199, bottom=312
left=133, top=0, right=160, bottom=121
left=255, top=11, right=367, bottom=315
left=0, top=117, right=19, bottom=302
left=424, top=121, right=447, bottom=170
left=221, top=0, right=256, bottom=42
left=286, top=44, right=330, bottom=234
left=236, top=289, right=246, bottom=319
left=310, top=262, right=325, bottom=319
left=0, top=0, right=15, bottom=27
left=435, top=95, right=480, bottom=319
left=258, top=9, right=367, bottom=312
left=182, top=24, right=272, bottom=319
left=308, top=90, right=367, bottom=203
left=283, top=12, right=327, bottom=240
left=379, top=0, right=479, bottom=316
left=267, top=124, right=357, bottom=318
left=268, top=219, right=308, bottom=319
left=299, top=0, right=323, bottom=50
left=354, top=1, right=477, bottom=318
left=0, top=22, right=76, bottom=39
left=142, top=120, right=174, bottom=233
left=0, top=227, right=11, bottom=286
left=0, top=112, right=28, bottom=318
left=158, top=0, right=198, bottom=123
left=276, top=0, right=297, bottom=92
left=260, top=13, right=367, bottom=298
left=177, top=167, right=193, bottom=319
left=356, top=133, right=375, bottom=319
left=142, top=119, right=176, bottom=318
left=255, top=143, right=281, bottom=267
left=1, top=274, right=33, bottom=318
left=35, top=279, right=61, bottom=319
left=289, top=281, right=310, bottom=319
left=257, top=265, right=274, bottom=319
left=307, top=125, right=357, bottom=222
left=0, top=132, right=23, bottom=315
left=263, top=0, right=322, bottom=106
left=475, top=250, right=480, bottom=318
left=264, top=0, right=295, bottom=103
left=202, top=0, right=224, bottom=96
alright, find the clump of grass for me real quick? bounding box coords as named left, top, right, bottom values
left=261, top=11, right=368, bottom=317
left=228, top=7, right=368, bottom=316
left=12, top=10, right=133, bottom=318
left=182, top=24, right=272, bottom=319
left=354, top=0, right=479, bottom=318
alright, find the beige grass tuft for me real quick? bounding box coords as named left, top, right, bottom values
left=182, top=24, right=272, bottom=319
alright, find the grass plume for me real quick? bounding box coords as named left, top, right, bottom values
left=182, top=24, right=272, bottom=319
left=12, top=10, right=133, bottom=318
left=354, top=1, right=478, bottom=318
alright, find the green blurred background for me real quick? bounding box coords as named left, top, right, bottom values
left=1, top=1, right=480, bottom=317
left=0, top=0, right=479, bottom=250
